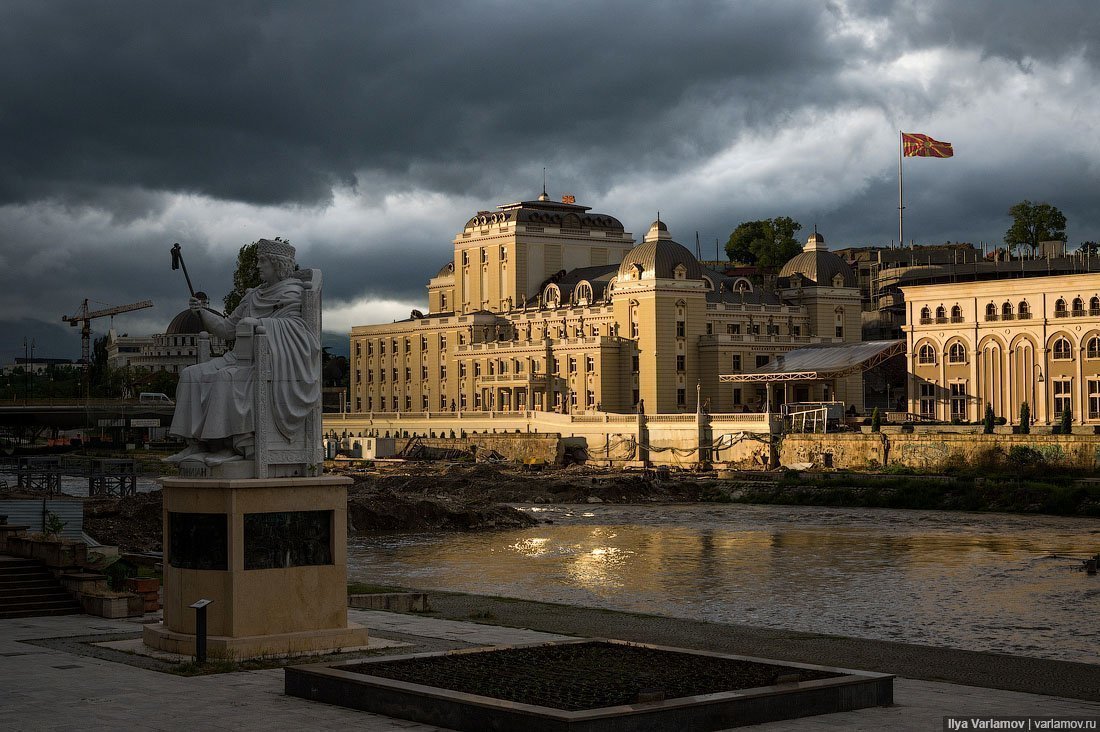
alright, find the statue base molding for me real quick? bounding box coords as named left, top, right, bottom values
left=143, top=475, right=366, bottom=660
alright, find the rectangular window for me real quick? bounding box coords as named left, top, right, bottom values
left=569, top=357, right=577, bottom=374
left=422, top=366, right=428, bottom=380
left=460, top=394, right=467, bottom=409
left=380, top=342, right=385, bottom=355
left=380, top=370, right=386, bottom=383
left=676, top=388, right=686, bottom=406
left=632, top=388, right=640, bottom=405
left=421, top=336, right=428, bottom=350
left=631, top=322, right=639, bottom=338
left=1089, top=380, right=1100, bottom=419
left=585, top=356, right=594, bottom=372
left=632, top=355, right=640, bottom=373
left=731, top=354, right=742, bottom=371
left=367, top=342, right=373, bottom=356
left=676, top=321, right=685, bottom=337
left=727, top=323, right=740, bottom=335
left=422, top=395, right=429, bottom=410
left=474, top=363, right=481, bottom=377
left=391, top=396, right=398, bottom=410
left=756, top=355, right=770, bottom=368
left=676, top=355, right=685, bottom=371
left=392, top=368, right=398, bottom=381
left=1054, top=379, right=1073, bottom=417
left=733, top=387, right=742, bottom=405
left=355, top=342, right=361, bottom=357
left=791, top=325, right=801, bottom=337
left=358, top=396, right=364, bottom=411
left=705, top=322, right=713, bottom=335
left=441, top=395, right=448, bottom=410
left=355, top=369, right=361, bottom=384
left=950, top=383, right=967, bottom=420
left=553, top=358, right=560, bottom=374
left=405, top=396, right=412, bottom=411
left=404, top=368, right=411, bottom=381
left=459, top=363, right=466, bottom=377
left=835, top=326, right=844, bottom=338
left=440, top=365, right=447, bottom=379
left=440, top=335, right=447, bottom=350
left=587, top=390, right=595, bottom=407
left=919, top=383, right=936, bottom=418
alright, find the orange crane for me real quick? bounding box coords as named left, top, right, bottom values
left=62, top=299, right=154, bottom=366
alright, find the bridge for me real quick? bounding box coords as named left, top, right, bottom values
left=0, top=399, right=176, bottom=432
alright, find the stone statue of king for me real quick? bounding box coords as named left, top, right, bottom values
left=165, top=239, right=321, bottom=467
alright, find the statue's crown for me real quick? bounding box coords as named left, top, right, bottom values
left=257, top=238, right=296, bottom=259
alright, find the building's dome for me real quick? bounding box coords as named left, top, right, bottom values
left=434, top=261, right=455, bottom=278
left=165, top=292, right=223, bottom=334
left=617, top=221, right=703, bottom=280
left=778, top=232, right=857, bottom=287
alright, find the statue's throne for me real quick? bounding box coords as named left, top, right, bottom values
left=196, top=269, right=323, bottom=479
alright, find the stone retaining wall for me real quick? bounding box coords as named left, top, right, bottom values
left=780, top=432, right=1100, bottom=471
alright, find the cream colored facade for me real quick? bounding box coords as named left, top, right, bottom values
left=903, top=273, right=1100, bottom=425
left=349, top=195, right=863, bottom=420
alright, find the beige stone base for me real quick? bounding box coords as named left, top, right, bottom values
left=142, top=620, right=371, bottom=660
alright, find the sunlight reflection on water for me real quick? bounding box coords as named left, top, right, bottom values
left=347, top=503, right=1100, bottom=663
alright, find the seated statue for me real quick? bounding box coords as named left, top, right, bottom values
left=166, top=239, right=320, bottom=467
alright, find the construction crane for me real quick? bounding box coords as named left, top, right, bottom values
left=62, top=299, right=154, bottom=366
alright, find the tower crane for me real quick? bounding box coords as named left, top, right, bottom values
left=62, top=299, right=154, bottom=367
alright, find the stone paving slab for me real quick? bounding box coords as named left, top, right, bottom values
left=1, top=610, right=1098, bottom=731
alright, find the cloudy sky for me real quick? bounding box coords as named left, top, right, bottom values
left=3, top=0, right=1100, bottom=361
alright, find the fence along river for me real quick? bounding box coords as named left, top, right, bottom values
left=347, top=503, right=1100, bottom=664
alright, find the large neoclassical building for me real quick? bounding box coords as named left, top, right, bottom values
left=903, top=273, right=1100, bottom=425
left=348, top=193, right=864, bottom=418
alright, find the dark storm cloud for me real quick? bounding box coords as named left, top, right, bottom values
left=0, top=1, right=851, bottom=208
left=3, top=1, right=1100, bottom=360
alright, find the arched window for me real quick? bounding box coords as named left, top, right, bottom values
left=1073, top=297, right=1085, bottom=316
left=673, top=264, right=687, bottom=280
left=1091, top=297, right=1100, bottom=315
left=935, top=305, right=946, bottom=322
left=950, top=305, right=963, bottom=322
left=1088, top=336, right=1100, bottom=359
left=921, top=306, right=932, bottom=324
left=575, top=282, right=593, bottom=306
left=918, top=344, right=936, bottom=365
left=1001, top=301, right=1013, bottom=320
left=1053, top=337, right=1072, bottom=360
left=948, top=342, right=966, bottom=363
left=1018, top=301, right=1031, bottom=319
left=1055, top=298, right=1068, bottom=317
left=985, top=303, right=997, bottom=321
left=543, top=285, right=560, bottom=308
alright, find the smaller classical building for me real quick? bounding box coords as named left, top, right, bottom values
left=106, top=294, right=227, bottom=374
left=903, top=272, right=1100, bottom=425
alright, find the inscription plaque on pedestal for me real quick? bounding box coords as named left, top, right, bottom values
left=244, top=510, right=333, bottom=570
left=168, top=512, right=228, bottom=570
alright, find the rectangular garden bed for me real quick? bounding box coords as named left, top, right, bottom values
left=285, top=639, right=892, bottom=731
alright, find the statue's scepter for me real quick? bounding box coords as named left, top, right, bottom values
left=170, top=242, right=196, bottom=297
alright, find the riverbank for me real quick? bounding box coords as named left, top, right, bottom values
left=415, top=590, right=1100, bottom=702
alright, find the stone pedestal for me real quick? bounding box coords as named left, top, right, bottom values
left=143, top=475, right=369, bottom=659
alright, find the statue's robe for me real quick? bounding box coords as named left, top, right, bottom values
left=169, top=278, right=319, bottom=443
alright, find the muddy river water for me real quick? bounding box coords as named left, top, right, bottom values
left=347, top=503, right=1100, bottom=663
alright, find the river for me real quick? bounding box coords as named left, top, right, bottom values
left=347, top=503, right=1100, bottom=664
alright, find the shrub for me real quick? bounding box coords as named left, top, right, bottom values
left=983, top=404, right=995, bottom=434
left=1008, top=445, right=1043, bottom=468
left=1059, top=408, right=1072, bottom=435
left=1019, top=402, right=1031, bottom=434
left=871, top=408, right=881, bottom=432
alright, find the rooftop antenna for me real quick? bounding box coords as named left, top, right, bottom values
left=539, top=167, right=549, bottom=201
left=695, top=231, right=701, bottom=259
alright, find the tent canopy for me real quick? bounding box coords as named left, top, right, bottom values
left=720, top=340, right=904, bottom=383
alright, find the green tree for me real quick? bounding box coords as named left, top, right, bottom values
left=1079, top=241, right=1099, bottom=257
left=725, top=217, right=802, bottom=267
left=223, top=241, right=261, bottom=314
left=870, top=407, right=881, bottom=432
left=983, top=403, right=995, bottom=434
left=1004, top=201, right=1066, bottom=256
left=1019, top=402, right=1031, bottom=434
left=1059, top=407, right=1072, bottom=435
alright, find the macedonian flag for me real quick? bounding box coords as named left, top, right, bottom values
left=902, top=132, right=954, bottom=158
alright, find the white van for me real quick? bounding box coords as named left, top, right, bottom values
left=139, top=392, right=174, bottom=405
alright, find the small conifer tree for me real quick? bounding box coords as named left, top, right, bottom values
left=1019, top=402, right=1031, bottom=434
left=1059, top=407, right=1072, bottom=435
left=983, top=404, right=995, bottom=434
left=870, top=407, right=881, bottom=432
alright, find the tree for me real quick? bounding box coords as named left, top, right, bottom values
left=1079, top=241, right=1099, bottom=257
left=1004, top=201, right=1066, bottom=256
left=983, top=404, right=995, bottom=434
left=1019, top=402, right=1031, bottom=434
left=223, top=241, right=261, bottom=314
left=870, top=408, right=881, bottom=432
left=725, top=217, right=802, bottom=267
left=1059, top=408, right=1072, bottom=435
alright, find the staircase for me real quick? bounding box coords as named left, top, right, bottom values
left=0, top=556, right=82, bottom=619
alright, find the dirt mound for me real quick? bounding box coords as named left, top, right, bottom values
left=84, top=490, right=164, bottom=553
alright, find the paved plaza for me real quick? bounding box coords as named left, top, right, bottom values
left=1, top=607, right=1097, bottom=731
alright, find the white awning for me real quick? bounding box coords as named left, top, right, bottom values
left=720, top=340, right=904, bottom=383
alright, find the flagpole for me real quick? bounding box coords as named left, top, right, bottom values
left=898, top=131, right=905, bottom=251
